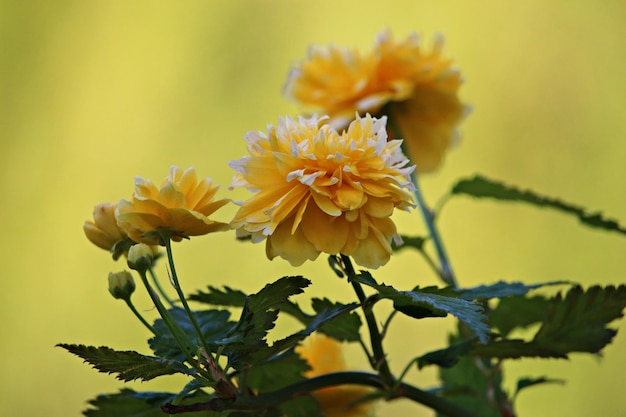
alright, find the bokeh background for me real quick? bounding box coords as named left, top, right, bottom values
left=1, top=1, right=625, bottom=416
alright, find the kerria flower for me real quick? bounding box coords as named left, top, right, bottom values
left=284, top=29, right=469, bottom=173
left=297, top=334, right=373, bottom=417
left=83, top=202, right=129, bottom=259
left=229, top=113, right=415, bottom=269
left=116, top=166, right=231, bottom=245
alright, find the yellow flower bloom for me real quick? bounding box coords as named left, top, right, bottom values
left=284, top=29, right=469, bottom=173
left=229, top=113, right=414, bottom=269
left=297, top=334, right=373, bottom=417
left=116, top=166, right=231, bottom=245
left=84, top=202, right=128, bottom=258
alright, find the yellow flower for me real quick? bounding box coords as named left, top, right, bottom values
left=297, top=334, right=373, bottom=417
left=116, top=166, right=231, bottom=245
left=83, top=202, right=128, bottom=259
left=284, top=29, right=469, bottom=173
left=229, top=113, right=414, bottom=269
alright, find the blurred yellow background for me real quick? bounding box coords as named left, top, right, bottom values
left=1, top=1, right=625, bottom=416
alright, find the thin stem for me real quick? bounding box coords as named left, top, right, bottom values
left=340, top=254, right=394, bottom=386
left=162, top=371, right=481, bottom=417
left=137, top=269, right=198, bottom=367
left=411, top=170, right=457, bottom=287
left=124, top=298, right=158, bottom=335
left=148, top=266, right=175, bottom=307
left=163, top=239, right=212, bottom=357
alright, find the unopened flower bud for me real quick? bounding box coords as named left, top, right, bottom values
left=127, top=243, right=154, bottom=271
left=108, top=271, right=136, bottom=300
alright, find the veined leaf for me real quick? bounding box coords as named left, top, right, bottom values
left=476, top=285, right=626, bottom=358
left=356, top=272, right=489, bottom=343
left=451, top=175, right=626, bottom=236
left=83, top=388, right=216, bottom=417
left=189, top=286, right=247, bottom=307
left=148, top=308, right=235, bottom=360
left=57, top=344, right=193, bottom=382
left=490, top=295, right=551, bottom=336
left=311, top=298, right=362, bottom=342
left=452, top=280, right=566, bottom=300
left=514, top=376, right=564, bottom=399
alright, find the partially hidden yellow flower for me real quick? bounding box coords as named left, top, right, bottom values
left=84, top=202, right=128, bottom=259
left=284, top=29, right=469, bottom=173
left=297, top=334, right=373, bottom=417
left=229, top=113, right=415, bottom=269
left=116, top=166, right=231, bottom=245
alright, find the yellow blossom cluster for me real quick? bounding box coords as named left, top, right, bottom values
left=229, top=113, right=415, bottom=269
left=284, top=29, right=469, bottom=172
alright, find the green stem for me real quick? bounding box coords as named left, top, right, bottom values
left=137, top=269, right=198, bottom=367
left=124, top=298, right=158, bottom=335
left=411, top=170, right=457, bottom=287
left=161, top=371, right=481, bottom=417
left=163, top=239, right=212, bottom=357
left=340, top=254, right=394, bottom=386
left=148, top=266, right=175, bottom=307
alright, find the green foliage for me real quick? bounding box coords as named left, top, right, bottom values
left=311, top=298, right=362, bottom=342
left=83, top=389, right=216, bottom=417
left=356, top=272, right=490, bottom=343
left=148, top=308, right=235, bottom=360
left=437, top=333, right=509, bottom=417
left=450, top=175, right=626, bottom=236
left=475, top=285, right=626, bottom=359
left=57, top=344, right=193, bottom=382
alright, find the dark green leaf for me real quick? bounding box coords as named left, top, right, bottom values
left=217, top=277, right=311, bottom=366
left=451, top=175, right=626, bottom=236
left=278, top=396, right=322, bottom=417
left=247, top=352, right=310, bottom=392
left=356, top=272, right=489, bottom=343
left=453, top=281, right=566, bottom=300
left=149, top=308, right=235, bottom=360
left=438, top=333, right=508, bottom=417
left=490, top=295, right=550, bottom=336
left=514, top=376, right=564, bottom=397
left=57, top=344, right=192, bottom=382
left=311, top=298, right=362, bottom=342
left=475, top=285, right=626, bottom=358
left=83, top=388, right=216, bottom=417
left=417, top=337, right=478, bottom=369
left=189, top=286, right=247, bottom=307
left=258, top=301, right=360, bottom=361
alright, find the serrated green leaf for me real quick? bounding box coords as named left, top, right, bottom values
left=189, top=286, right=247, bottom=307
left=311, top=298, right=362, bottom=342
left=438, top=333, right=508, bottom=417
left=490, top=295, right=550, bottom=336
left=217, top=277, right=311, bottom=366
left=57, top=344, right=193, bottom=382
left=475, top=285, right=626, bottom=359
left=514, top=376, right=564, bottom=397
left=148, top=308, right=235, bottom=360
left=453, top=281, right=566, bottom=300
left=247, top=352, right=310, bottom=392
left=356, top=272, right=489, bottom=343
left=451, top=175, right=626, bottom=236
left=278, top=396, right=322, bottom=417
left=83, top=388, right=216, bottom=417
left=417, top=337, right=478, bottom=369
left=257, top=301, right=360, bottom=362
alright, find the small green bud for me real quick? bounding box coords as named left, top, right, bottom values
left=127, top=243, right=154, bottom=271
left=108, top=271, right=136, bottom=300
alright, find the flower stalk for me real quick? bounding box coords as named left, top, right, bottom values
left=163, top=237, right=213, bottom=359
left=340, top=254, right=394, bottom=387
